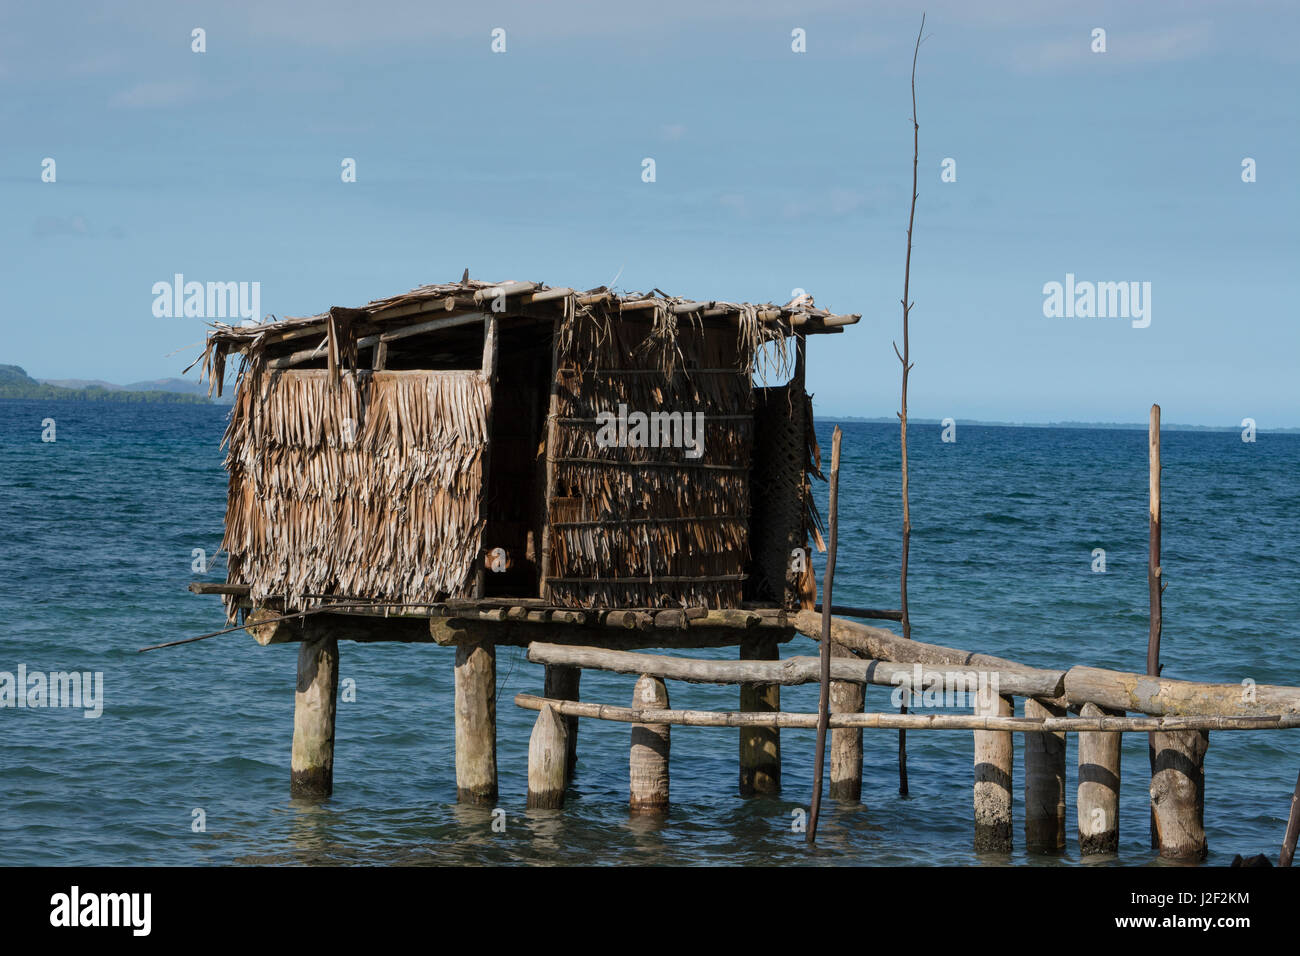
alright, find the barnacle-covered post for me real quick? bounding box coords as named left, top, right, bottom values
left=630, top=675, right=670, bottom=814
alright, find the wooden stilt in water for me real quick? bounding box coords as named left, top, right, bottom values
left=291, top=629, right=339, bottom=798
left=630, top=675, right=670, bottom=814
left=739, top=634, right=781, bottom=795
left=1280, top=768, right=1300, bottom=867
left=1077, top=702, right=1122, bottom=855
left=543, top=663, right=581, bottom=780
left=1024, top=697, right=1067, bottom=853
left=1150, top=729, right=1208, bottom=861
left=454, top=638, right=497, bottom=804
left=829, top=641, right=864, bottom=802
left=527, top=703, right=569, bottom=809
left=973, top=693, right=1013, bottom=852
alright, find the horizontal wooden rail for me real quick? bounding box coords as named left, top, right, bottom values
left=792, top=611, right=1300, bottom=718
left=814, top=603, right=905, bottom=622
left=527, top=642, right=1064, bottom=698
left=514, top=694, right=1300, bottom=732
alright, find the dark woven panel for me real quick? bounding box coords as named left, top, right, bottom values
left=746, top=382, right=811, bottom=608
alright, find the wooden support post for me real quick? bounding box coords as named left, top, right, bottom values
left=543, top=663, right=581, bottom=779
left=629, top=674, right=670, bottom=814
left=454, top=638, right=497, bottom=804
left=1024, top=697, right=1067, bottom=853
left=829, top=641, right=864, bottom=802
left=1077, top=702, right=1122, bottom=856
left=290, top=629, right=339, bottom=798
left=1150, top=729, right=1208, bottom=861
left=527, top=703, right=568, bottom=809
left=973, top=693, right=1013, bottom=852
left=739, top=634, right=781, bottom=795
left=1280, top=768, right=1300, bottom=867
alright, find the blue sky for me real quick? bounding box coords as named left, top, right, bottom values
left=2, top=0, right=1296, bottom=425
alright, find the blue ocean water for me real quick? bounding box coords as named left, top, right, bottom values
left=1, top=399, right=1297, bottom=866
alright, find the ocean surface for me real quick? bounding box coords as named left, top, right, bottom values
left=2, top=399, right=1297, bottom=867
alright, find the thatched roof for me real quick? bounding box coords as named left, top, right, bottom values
left=194, top=276, right=860, bottom=395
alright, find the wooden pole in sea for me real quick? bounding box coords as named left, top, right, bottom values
left=1279, top=768, right=1300, bottom=866
left=829, top=640, right=864, bottom=802
left=454, top=638, right=498, bottom=804
left=291, top=626, right=339, bottom=798
left=807, top=425, right=842, bottom=843
left=1144, top=403, right=1209, bottom=861
left=543, top=663, right=581, bottom=780
left=629, top=674, right=670, bottom=814
left=1023, top=697, right=1067, bottom=853
left=527, top=703, right=569, bottom=809
left=973, top=692, right=1014, bottom=852
left=739, top=633, right=781, bottom=795
left=1077, top=702, right=1122, bottom=855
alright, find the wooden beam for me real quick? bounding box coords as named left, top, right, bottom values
left=1064, top=665, right=1300, bottom=717
left=525, top=642, right=1058, bottom=698
left=514, top=695, right=1300, bottom=732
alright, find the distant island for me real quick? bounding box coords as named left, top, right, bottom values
left=0, top=365, right=213, bottom=404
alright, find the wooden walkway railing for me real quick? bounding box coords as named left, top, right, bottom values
left=514, top=628, right=1300, bottom=865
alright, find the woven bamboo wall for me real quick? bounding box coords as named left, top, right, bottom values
left=221, top=368, right=488, bottom=612
left=544, top=312, right=756, bottom=608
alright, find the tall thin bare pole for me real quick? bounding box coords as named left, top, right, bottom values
left=894, top=13, right=925, bottom=797
left=807, top=426, right=843, bottom=843
left=1147, top=402, right=1163, bottom=845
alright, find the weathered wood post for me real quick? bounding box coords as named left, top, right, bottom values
left=1077, top=702, right=1122, bottom=855
left=1280, top=768, right=1300, bottom=867
left=291, top=628, right=339, bottom=798
left=630, top=674, right=670, bottom=814
left=739, top=634, right=781, bottom=795
left=1150, top=730, right=1209, bottom=861
left=829, top=641, right=864, bottom=802
left=454, top=638, right=497, bottom=804
left=1024, top=698, right=1067, bottom=853
left=544, top=663, right=581, bottom=779
left=527, top=703, right=569, bottom=809
left=973, top=693, right=1014, bottom=852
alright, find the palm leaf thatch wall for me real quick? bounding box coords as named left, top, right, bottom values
left=221, top=366, right=488, bottom=616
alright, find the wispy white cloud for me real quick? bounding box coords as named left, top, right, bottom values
left=109, top=79, right=197, bottom=109
left=1013, top=21, right=1213, bottom=73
